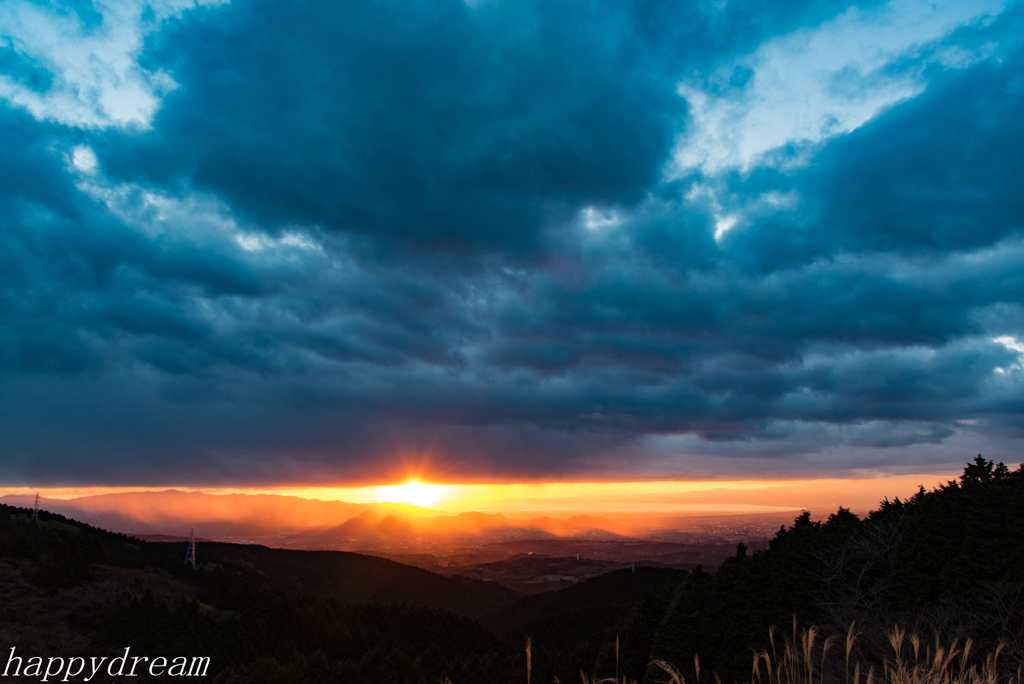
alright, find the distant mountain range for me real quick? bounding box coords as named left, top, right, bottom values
left=0, top=490, right=431, bottom=540
left=0, top=490, right=788, bottom=574
left=0, top=501, right=697, bottom=683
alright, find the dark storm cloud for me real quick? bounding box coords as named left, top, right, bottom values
left=0, top=0, right=1023, bottom=485
left=100, top=0, right=675, bottom=252
left=98, top=0, right=881, bottom=253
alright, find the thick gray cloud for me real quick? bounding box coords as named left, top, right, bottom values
left=0, top=0, right=1022, bottom=485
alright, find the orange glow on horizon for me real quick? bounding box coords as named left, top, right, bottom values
left=1, top=471, right=963, bottom=517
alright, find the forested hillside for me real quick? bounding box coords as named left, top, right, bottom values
left=628, top=456, right=1024, bottom=683
left=1, top=456, right=1021, bottom=684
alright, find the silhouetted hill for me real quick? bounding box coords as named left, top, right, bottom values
left=480, top=566, right=689, bottom=683
left=0, top=503, right=520, bottom=683
left=0, top=504, right=519, bottom=615
left=481, top=566, right=687, bottom=642
left=190, top=541, right=521, bottom=617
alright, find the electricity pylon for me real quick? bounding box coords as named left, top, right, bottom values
left=184, top=527, right=197, bottom=568
left=31, top=493, right=39, bottom=521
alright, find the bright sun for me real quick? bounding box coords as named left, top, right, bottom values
left=376, top=481, right=446, bottom=508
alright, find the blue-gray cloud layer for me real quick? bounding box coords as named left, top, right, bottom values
left=0, top=0, right=1022, bottom=485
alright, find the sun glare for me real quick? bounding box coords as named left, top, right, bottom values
left=5, top=473, right=962, bottom=517
left=375, top=481, right=446, bottom=508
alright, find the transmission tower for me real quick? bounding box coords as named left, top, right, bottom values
left=31, top=493, right=39, bottom=521
left=184, top=527, right=197, bottom=568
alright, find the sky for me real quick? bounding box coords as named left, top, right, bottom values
left=0, top=473, right=956, bottom=515
left=1, top=0, right=1023, bottom=489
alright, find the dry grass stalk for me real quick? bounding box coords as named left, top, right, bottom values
left=848, top=623, right=860, bottom=684
left=498, top=623, right=1016, bottom=684
left=743, top=624, right=1015, bottom=684
left=526, top=636, right=532, bottom=684
left=653, top=658, right=687, bottom=684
